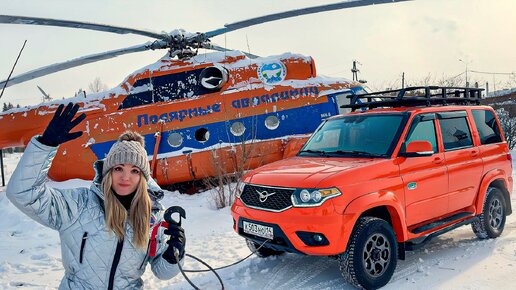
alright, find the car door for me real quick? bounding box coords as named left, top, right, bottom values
left=437, top=111, right=484, bottom=213
left=399, top=113, right=449, bottom=226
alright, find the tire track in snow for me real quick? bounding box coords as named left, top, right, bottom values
left=261, top=255, right=299, bottom=290
left=269, top=256, right=331, bottom=289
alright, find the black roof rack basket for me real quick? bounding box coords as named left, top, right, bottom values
left=342, top=86, right=484, bottom=112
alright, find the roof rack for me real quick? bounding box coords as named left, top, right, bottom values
left=342, top=86, right=484, bottom=112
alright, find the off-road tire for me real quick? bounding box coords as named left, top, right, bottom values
left=472, top=187, right=506, bottom=239
left=338, top=217, right=397, bottom=290
left=246, top=239, right=285, bottom=258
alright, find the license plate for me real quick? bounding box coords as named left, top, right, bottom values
left=243, top=221, right=274, bottom=240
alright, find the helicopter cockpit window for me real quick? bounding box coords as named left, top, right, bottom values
left=230, top=122, right=246, bottom=136
left=168, top=132, right=183, bottom=148
left=265, top=115, right=280, bottom=130
left=199, top=66, right=229, bottom=91
left=195, top=128, right=210, bottom=142
left=334, top=92, right=353, bottom=115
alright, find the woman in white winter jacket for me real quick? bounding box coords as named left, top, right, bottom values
left=6, top=103, right=185, bottom=289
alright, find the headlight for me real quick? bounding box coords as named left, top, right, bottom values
left=291, top=187, right=341, bottom=207
left=300, top=189, right=311, bottom=202
left=236, top=182, right=247, bottom=198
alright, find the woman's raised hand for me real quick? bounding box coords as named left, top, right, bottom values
left=39, top=102, right=86, bottom=147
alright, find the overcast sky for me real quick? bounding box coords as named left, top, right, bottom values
left=1, top=0, right=515, bottom=106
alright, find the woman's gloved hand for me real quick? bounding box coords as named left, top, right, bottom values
left=162, top=223, right=186, bottom=264
left=38, top=102, right=86, bottom=147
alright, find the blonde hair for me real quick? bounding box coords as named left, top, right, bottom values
left=102, top=171, right=151, bottom=250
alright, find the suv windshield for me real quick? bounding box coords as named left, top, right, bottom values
left=299, top=114, right=406, bottom=158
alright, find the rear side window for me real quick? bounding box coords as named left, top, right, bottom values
left=472, top=109, right=502, bottom=145
left=438, top=113, right=473, bottom=150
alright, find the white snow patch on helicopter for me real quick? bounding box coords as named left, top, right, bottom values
left=129, top=84, right=153, bottom=94
left=83, top=138, right=96, bottom=148
left=1, top=89, right=116, bottom=116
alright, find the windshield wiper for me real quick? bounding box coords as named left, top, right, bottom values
left=326, top=150, right=384, bottom=157
left=298, top=149, right=329, bottom=156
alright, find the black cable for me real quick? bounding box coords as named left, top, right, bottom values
left=184, top=253, right=224, bottom=289
left=183, top=239, right=270, bottom=273
left=174, top=239, right=270, bottom=289
left=174, top=251, right=201, bottom=290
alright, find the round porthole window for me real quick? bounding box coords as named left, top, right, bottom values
left=230, top=122, right=246, bottom=136
left=265, top=115, right=280, bottom=130
left=167, top=132, right=183, bottom=148
left=195, top=128, right=210, bottom=142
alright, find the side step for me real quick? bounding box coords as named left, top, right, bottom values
left=406, top=215, right=479, bottom=251
left=410, top=212, right=474, bottom=234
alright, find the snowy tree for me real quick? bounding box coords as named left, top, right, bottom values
left=88, top=77, right=108, bottom=93
left=495, top=108, right=516, bottom=149
left=2, top=102, right=15, bottom=112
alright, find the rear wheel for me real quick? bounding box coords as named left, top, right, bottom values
left=472, top=187, right=506, bottom=239
left=339, top=217, right=397, bottom=290
left=246, top=239, right=285, bottom=258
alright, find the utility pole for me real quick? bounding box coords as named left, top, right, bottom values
left=1, top=149, right=4, bottom=187
left=459, top=58, right=470, bottom=87
left=351, top=60, right=360, bottom=82
left=402, top=72, right=405, bottom=89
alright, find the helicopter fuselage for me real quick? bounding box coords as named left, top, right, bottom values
left=0, top=51, right=363, bottom=186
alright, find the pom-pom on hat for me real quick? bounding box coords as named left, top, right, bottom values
left=102, top=131, right=150, bottom=180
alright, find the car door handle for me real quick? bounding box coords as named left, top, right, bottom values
left=433, top=156, right=443, bottom=164
left=471, top=149, right=479, bottom=157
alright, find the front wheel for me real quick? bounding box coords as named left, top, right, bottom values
left=339, top=217, right=397, bottom=290
left=472, top=187, right=507, bottom=239
left=246, top=239, right=285, bottom=258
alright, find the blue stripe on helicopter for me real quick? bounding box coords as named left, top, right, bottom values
left=90, top=97, right=340, bottom=160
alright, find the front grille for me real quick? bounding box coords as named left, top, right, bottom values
left=240, top=184, right=295, bottom=211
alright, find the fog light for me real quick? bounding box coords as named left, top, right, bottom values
left=300, top=190, right=311, bottom=202
left=296, top=231, right=330, bottom=246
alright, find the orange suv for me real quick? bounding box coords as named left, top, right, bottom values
left=231, top=86, right=513, bottom=289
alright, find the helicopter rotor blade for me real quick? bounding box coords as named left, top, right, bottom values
left=0, top=40, right=167, bottom=88
left=0, top=15, right=164, bottom=39
left=205, top=0, right=412, bottom=38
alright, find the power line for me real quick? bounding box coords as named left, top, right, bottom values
left=470, top=70, right=515, bottom=75
left=448, top=71, right=466, bottom=79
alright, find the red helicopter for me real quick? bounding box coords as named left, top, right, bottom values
left=0, top=0, right=410, bottom=188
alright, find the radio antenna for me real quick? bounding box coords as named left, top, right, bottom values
left=0, top=40, right=27, bottom=100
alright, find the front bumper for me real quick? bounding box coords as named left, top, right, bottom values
left=231, top=198, right=355, bottom=256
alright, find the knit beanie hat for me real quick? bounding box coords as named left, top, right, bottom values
left=102, top=131, right=151, bottom=180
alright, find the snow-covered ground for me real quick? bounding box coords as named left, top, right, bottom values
left=0, top=152, right=515, bottom=290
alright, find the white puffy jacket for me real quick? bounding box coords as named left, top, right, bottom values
left=6, top=137, right=182, bottom=289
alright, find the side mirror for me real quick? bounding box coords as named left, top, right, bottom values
left=399, top=140, right=434, bottom=157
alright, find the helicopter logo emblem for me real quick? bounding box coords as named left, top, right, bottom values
left=258, top=62, right=287, bottom=85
